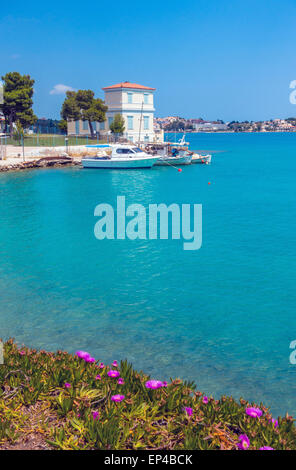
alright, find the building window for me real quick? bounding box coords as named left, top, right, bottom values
left=108, top=117, right=113, bottom=128
left=144, top=135, right=149, bottom=142
left=92, top=122, right=97, bottom=132
left=100, top=121, right=105, bottom=130
left=75, top=121, right=80, bottom=134
left=82, top=121, right=89, bottom=131
left=144, top=93, right=149, bottom=104
left=127, top=92, right=133, bottom=104
left=144, top=116, right=149, bottom=130
left=127, top=116, right=133, bottom=130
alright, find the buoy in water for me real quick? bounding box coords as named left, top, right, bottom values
left=208, top=182, right=211, bottom=185
left=178, top=168, right=182, bottom=172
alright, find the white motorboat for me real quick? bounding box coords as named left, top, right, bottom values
left=81, top=144, right=159, bottom=169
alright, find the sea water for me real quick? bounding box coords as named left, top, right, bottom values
left=0, top=132, right=295, bottom=416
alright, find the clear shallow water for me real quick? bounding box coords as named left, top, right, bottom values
left=0, top=132, right=296, bottom=416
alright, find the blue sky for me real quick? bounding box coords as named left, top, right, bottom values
left=1, top=0, right=296, bottom=121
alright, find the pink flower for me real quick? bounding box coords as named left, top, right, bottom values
left=76, top=351, right=91, bottom=360
left=85, top=356, right=96, bottom=363
left=95, top=374, right=101, bottom=380
left=238, top=434, right=250, bottom=450
left=202, top=396, right=209, bottom=404
left=99, top=363, right=105, bottom=369
left=145, top=380, right=163, bottom=389
left=92, top=411, right=99, bottom=420
left=184, top=407, right=193, bottom=416
left=19, top=351, right=25, bottom=356
left=162, top=381, right=168, bottom=387
left=246, top=407, right=263, bottom=418
left=259, top=446, right=274, bottom=450
left=112, top=360, right=118, bottom=367
left=64, top=382, right=71, bottom=389
left=108, top=370, right=120, bottom=378
left=271, top=418, right=278, bottom=428
left=111, top=394, right=125, bottom=402
left=118, top=378, right=124, bottom=385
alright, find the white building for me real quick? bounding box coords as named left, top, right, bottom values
left=102, top=81, right=156, bottom=142
left=193, top=122, right=228, bottom=131
left=68, top=81, right=162, bottom=143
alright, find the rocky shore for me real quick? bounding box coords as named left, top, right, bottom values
left=0, top=156, right=82, bottom=173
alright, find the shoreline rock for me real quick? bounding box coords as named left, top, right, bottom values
left=0, top=156, right=82, bottom=173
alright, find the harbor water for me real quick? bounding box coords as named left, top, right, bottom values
left=0, top=132, right=295, bottom=416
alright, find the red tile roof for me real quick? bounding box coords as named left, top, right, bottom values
left=102, top=81, right=155, bottom=91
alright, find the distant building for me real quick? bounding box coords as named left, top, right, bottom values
left=68, top=81, right=162, bottom=143
left=193, top=122, right=228, bottom=131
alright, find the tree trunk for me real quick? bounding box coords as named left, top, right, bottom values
left=9, top=113, right=13, bottom=137
left=88, top=120, right=95, bottom=139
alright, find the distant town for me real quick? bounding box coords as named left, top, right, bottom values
left=2, top=115, right=295, bottom=137
left=154, top=116, right=296, bottom=133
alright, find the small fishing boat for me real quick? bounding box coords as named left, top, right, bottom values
left=143, top=141, right=192, bottom=166
left=155, top=152, right=192, bottom=166
left=171, top=135, right=212, bottom=164
left=81, top=144, right=159, bottom=169
left=163, top=135, right=212, bottom=165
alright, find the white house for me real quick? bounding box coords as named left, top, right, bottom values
left=102, top=81, right=155, bottom=143
left=68, top=81, right=162, bottom=143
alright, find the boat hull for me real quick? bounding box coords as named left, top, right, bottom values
left=191, top=154, right=212, bottom=164
left=154, top=155, right=192, bottom=166
left=82, top=156, right=159, bottom=169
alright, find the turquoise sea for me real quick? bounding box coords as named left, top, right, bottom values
left=0, top=132, right=295, bottom=416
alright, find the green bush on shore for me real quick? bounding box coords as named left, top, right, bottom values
left=0, top=339, right=294, bottom=450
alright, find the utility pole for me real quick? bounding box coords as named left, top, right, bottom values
left=21, top=136, right=25, bottom=161
left=138, top=101, right=144, bottom=144
left=0, top=135, right=6, bottom=160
